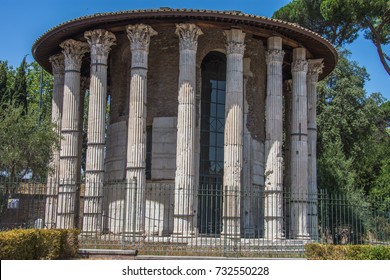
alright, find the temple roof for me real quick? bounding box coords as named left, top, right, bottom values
left=32, top=8, right=337, bottom=79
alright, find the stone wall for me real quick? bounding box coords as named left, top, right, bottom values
left=105, top=24, right=267, bottom=235
left=104, top=121, right=127, bottom=181
left=151, top=117, right=177, bottom=180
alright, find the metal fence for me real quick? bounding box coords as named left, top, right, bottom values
left=0, top=180, right=389, bottom=257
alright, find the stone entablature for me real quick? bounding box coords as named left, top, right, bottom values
left=36, top=8, right=337, bottom=239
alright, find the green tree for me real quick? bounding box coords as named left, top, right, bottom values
left=370, top=100, right=390, bottom=202
left=317, top=51, right=389, bottom=194
left=273, top=0, right=360, bottom=46
left=321, top=0, right=390, bottom=75
left=0, top=61, right=8, bottom=102
left=10, top=57, right=28, bottom=112
left=26, top=61, right=53, bottom=121
left=0, top=101, right=58, bottom=180
left=0, top=58, right=56, bottom=180
left=273, top=0, right=390, bottom=75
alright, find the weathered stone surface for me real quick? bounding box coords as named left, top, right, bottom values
left=264, top=37, right=285, bottom=239
left=222, top=29, right=245, bottom=238
left=83, top=29, right=116, bottom=234
left=45, top=53, right=65, bottom=229
left=151, top=117, right=177, bottom=179
left=173, top=23, right=202, bottom=236
left=58, top=39, right=89, bottom=229
left=105, top=121, right=127, bottom=181
left=46, top=23, right=327, bottom=240
left=307, top=59, right=324, bottom=239
left=290, top=48, right=309, bottom=239
left=145, top=182, right=175, bottom=236
left=125, top=24, right=157, bottom=235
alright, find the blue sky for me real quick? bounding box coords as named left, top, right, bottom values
left=0, top=0, right=388, bottom=100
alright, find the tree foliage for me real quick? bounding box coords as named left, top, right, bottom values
left=11, top=57, right=28, bottom=112
left=273, top=0, right=390, bottom=75
left=0, top=61, right=8, bottom=101
left=0, top=101, right=58, bottom=179
left=26, top=61, right=53, bottom=119
left=316, top=50, right=390, bottom=195
left=0, top=59, right=57, bottom=180
left=273, top=0, right=360, bottom=46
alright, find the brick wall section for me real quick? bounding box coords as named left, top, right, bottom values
left=106, top=24, right=266, bottom=185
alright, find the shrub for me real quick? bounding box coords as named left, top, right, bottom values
left=0, top=229, right=79, bottom=260
left=305, top=243, right=390, bottom=260
left=0, top=229, right=37, bottom=259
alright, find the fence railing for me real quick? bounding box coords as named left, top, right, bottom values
left=0, top=180, right=389, bottom=257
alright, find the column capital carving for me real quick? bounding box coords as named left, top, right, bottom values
left=60, top=39, right=89, bottom=70
left=49, top=53, right=65, bottom=76
left=266, top=49, right=285, bottom=64
left=126, top=24, right=157, bottom=52
left=291, top=59, right=308, bottom=73
left=175, top=23, right=203, bottom=51
left=84, top=29, right=116, bottom=57
left=308, top=59, right=324, bottom=79
left=224, top=29, right=246, bottom=55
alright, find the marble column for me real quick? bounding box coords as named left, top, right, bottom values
left=283, top=80, right=293, bottom=237
left=82, top=29, right=116, bottom=234
left=290, top=48, right=309, bottom=239
left=125, top=24, right=157, bottom=235
left=173, top=23, right=203, bottom=236
left=264, top=37, right=285, bottom=239
left=307, top=59, right=324, bottom=240
left=222, top=29, right=245, bottom=238
left=57, top=39, right=89, bottom=229
left=45, top=54, right=64, bottom=229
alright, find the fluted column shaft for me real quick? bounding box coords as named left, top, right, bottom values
left=125, top=24, right=157, bottom=235
left=57, top=39, right=89, bottom=229
left=82, top=29, right=116, bottom=234
left=173, top=24, right=203, bottom=236
left=307, top=59, right=324, bottom=240
left=45, top=54, right=64, bottom=228
left=264, top=37, right=285, bottom=239
left=290, top=48, right=309, bottom=239
left=222, top=29, right=245, bottom=238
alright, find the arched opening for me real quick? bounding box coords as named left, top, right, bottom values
left=198, top=51, right=226, bottom=235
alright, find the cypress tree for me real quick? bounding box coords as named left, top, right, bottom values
left=12, top=57, right=28, bottom=112
left=0, top=61, right=7, bottom=103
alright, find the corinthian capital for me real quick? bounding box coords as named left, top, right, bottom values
left=49, top=53, right=65, bottom=76
left=175, top=23, right=203, bottom=51
left=266, top=49, right=285, bottom=64
left=291, top=59, right=308, bottom=73
left=308, top=59, right=324, bottom=79
left=126, top=24, right=157, bottom=52
left=84, top=29, right=116, bottom=57
left=60, top=39, right=89, bottom=70
left=224, top=29, right=245, bottom=55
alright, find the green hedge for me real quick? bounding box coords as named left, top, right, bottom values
left=0, top=229, right=79, bottom=260
left=305, top=243, right=390, bottom=260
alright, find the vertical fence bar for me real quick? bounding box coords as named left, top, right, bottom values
left=1, top=180, right=389, bottom=255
